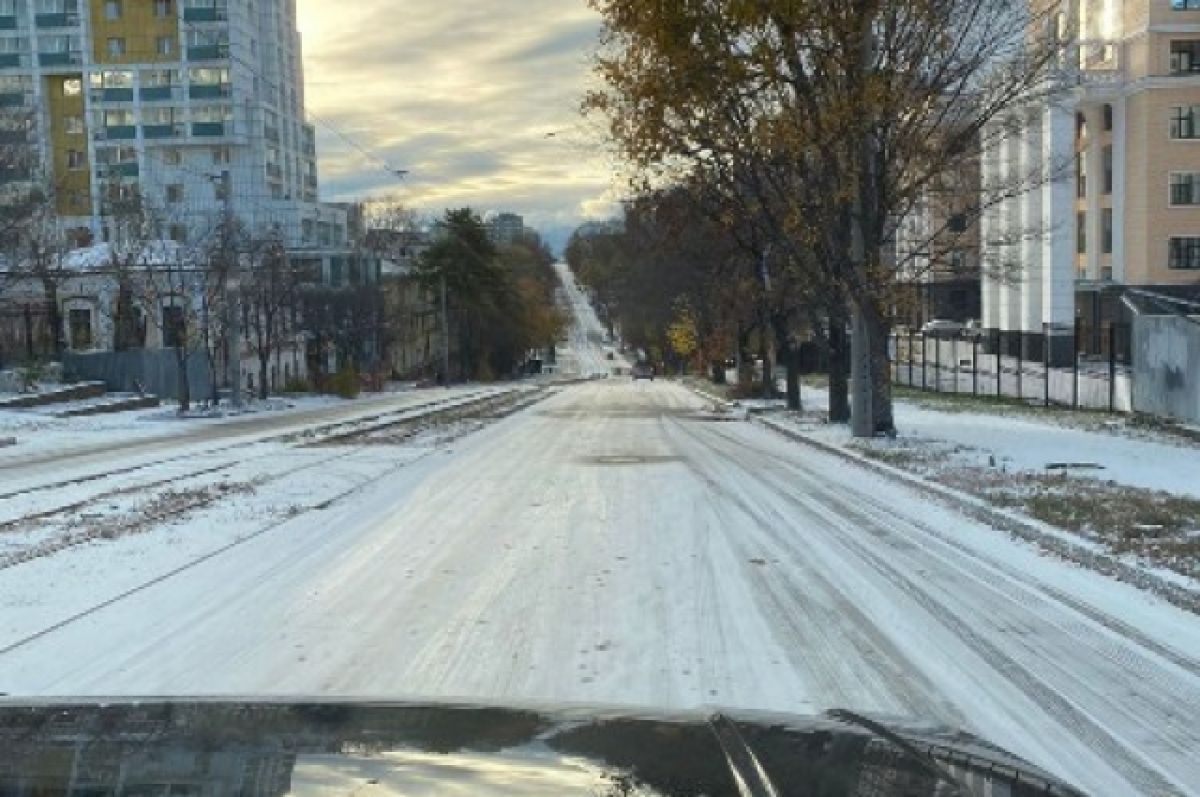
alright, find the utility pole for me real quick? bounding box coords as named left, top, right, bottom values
left=215, top=170, right=242, bottom=408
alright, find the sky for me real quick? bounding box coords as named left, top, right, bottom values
left=294, top=1, right=621, bottom=250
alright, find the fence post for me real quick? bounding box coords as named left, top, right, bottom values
left=1072, top=317, right=1080, bottom=410
left=902, top=331, right=912, bottom=386
left=1016, top=336, right=1023, bottom=402
left=995, top=330, right=1002, bottom=399
left=1109, top=323, right=1117, bottom=413
left=1043, top=324, right=1050, bottom=407
left=921, top=333, right=928, bottom=391
left=972, top=336, right=979, bottom=396
left=935, top=334, right=942, bottom=393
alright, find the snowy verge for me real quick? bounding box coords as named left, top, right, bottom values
left=754, top=414, right=1200, bottom=615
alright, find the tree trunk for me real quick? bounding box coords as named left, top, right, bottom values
left=43, top=280, right=63, bottom=358
left=850, top=300, right=874, bottom=438
left=864, top=297, right=895, bottom=435
left=175, top=347, right=191, bottom=413
left=771, top=314, right=801, bottom=411
left=758, top=327, right=773, bottom=398
left=827, top=312, right=851, bottom=423
left=258, top=351, right=270, bottom=399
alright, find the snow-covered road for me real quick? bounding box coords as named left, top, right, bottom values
left=1, top=378, right=1198, bottom=795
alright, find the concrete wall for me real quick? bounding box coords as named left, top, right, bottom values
left=1133, top=314, right=1200, bottom=424
left=64, top=350, right=213, bottom=403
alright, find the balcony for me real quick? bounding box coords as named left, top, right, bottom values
left=102, top=162, right=139, bottom=178
left=183, top=6, right=227, bottom=22
left=192, top=121, right=226, bottom=137
left=34, top=12, right=78, bottom=28
left=139, top=86, right=177, bottom=102
left=265, top=163, right=282, bottom=179
left=188, top=83, right=229, bottom=99
left=38, top=51, right=80, bottom=67
left=0, top=16, right=17, bottom=30
left=143, top=124, right=182, bottom=139
left=99, top=125, right=136, bottom=140
left=99, top=87, right=134, bottom=102
left=0, top=54, right=22, bottom=68
left=0, top=92, right=25, bottom=108
left=186, top=44, right=229, bottom=61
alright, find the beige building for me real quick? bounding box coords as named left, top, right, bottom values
left=982, top=0, right=1200, bottom=363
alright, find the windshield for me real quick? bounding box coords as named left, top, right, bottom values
left=0, top=2, right=1198, bottom=797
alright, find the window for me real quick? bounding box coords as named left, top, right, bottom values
left=1170, top=172, right=1200, bottom=205
left=1103, top=145, right=1113, bottom=194
left=69, top=308, right=93, bottom=350
left=155, top=0, right=172, bottom=17
left=166, top=183, right=183, bottom=203
left=156, top=36, right=174, bottom=56
left=1102, top=104, right=1113, bottom=131
left=62, top=77, right=81, bottom=95
left=162, top=304, right=186, bottom=348
left=1168, top=237, right=1200, bottom=269
left=948, top=213, right=967, bottom=233
left=211, top=145, right=230, bottom=164
left=141, top=68, right=177, bottom=88
left=1173, top=0, right=1200, bottom=9
left=1076, top=151, right=1087, bottom=198
left=169, top=224, right=188, bottom=243
left=1077, top=211, right=1086, bottom=254
left=104, top=0, right=121, bottom=20
left=106, top=37, right=126, bottom=57
left=1076, top=111, right=1087, bottom=140
left=1170, top=105, right=1200, bottom=139
left=1171, top=41, right=1200, bottom=73
left=1101, top=209, right=1113, bottom=254
left=162, top=147, right=182, bottom=165
left=102, top=108, right=134, bottom=127
left=214, top=173, right=228, bottom=201
left=66, top=149, right=84, bottom=170
left=192, top=105, right=231, bottom=123
left=64, top=115, right=84, bottom=134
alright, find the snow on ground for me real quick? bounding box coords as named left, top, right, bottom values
left=800, top=385, right=1200, bottom=499
left=0, top=380, right=1198, bottom=796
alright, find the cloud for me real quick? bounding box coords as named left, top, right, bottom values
left=295, top=0, right=617, bottom=241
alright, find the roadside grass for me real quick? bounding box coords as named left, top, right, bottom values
left=853, top=440, right=1200, bottom=581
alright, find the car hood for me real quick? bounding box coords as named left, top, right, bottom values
left=0, top=698, right=1084, bottom=796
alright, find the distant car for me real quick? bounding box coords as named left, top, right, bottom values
left=606, top=351, right=615, bottom=361
left=921, top=319, right=965, bottom=338
left=631, top=362, right=655, bottom=380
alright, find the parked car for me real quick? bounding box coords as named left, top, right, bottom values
left=632, top=362, right=655, bottom=380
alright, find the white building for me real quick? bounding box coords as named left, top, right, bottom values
left=0, top=0, right=348, bottom=250
left=982, top=0, right=1200, bottom=364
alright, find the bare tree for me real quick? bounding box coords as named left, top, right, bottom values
left=242, top=229, right=295, bottom=400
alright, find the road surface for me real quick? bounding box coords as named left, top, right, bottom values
left=1, top=379, right=1198, bottom=795
left=1, top=267, right=1198, bottom=796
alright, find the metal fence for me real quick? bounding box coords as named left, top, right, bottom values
left=889, top=325, right=1133, bottom=413
left=63, top=349, right=213, bottom=402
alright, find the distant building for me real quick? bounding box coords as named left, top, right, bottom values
left=487, top=212, right=525, bottom=246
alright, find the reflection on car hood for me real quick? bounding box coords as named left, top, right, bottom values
left=0, top=699, right=1084, bottom=796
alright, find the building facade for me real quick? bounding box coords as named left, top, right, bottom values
left=0, top=0, right=347, bottom=249
left=981, top=0, right=1200, bottom=364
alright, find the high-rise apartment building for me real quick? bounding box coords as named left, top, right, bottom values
left=0, top=0, right=346, bottom=249
left=981, top=0, right=1200, bottom=363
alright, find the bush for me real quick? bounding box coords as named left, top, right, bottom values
left=326, top=367, right=360, bottom=399
left=281, top=376, right=312, bottom=395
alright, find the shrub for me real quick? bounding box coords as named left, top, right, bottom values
left=326, top=367, right=360, bottom=399
left=281, top=376, right=312, bottom=395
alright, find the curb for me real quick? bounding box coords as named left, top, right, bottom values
left=752, top=414, right=1200, bottom=615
